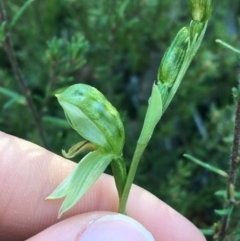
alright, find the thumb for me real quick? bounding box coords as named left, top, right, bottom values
left=27, top=212, right=155, bottom=241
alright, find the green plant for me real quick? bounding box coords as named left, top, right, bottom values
left=2, top=0, right=240, bottom=239
left=46, top=0, right=212, bottom=218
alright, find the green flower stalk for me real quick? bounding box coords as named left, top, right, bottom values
left=46, top=84, right=126, bottom=217
left=119, top=0, right=212, bottom=214
left=156, top=0, right=212, bottom=114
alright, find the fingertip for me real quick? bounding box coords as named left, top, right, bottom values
left=28, top=212, right=154, bottom=241
left=0, top=132, right=206, bottom=241
left=78, top=214, right=154, bottom=241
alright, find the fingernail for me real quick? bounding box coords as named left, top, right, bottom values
left=79, top=214, right=155, bottom=241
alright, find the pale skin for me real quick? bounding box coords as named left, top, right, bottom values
left=0, top=131, right=206, bottom=241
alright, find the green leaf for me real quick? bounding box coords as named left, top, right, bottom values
left=3, top=97, right=24, bottom=109
left=111, top=157, right=127, bottom=199
left=214, top=206, right=233, bottom=216
left=215, top=190, right=240, bottom=199
left=68, top=34, right=89, bottom=60
left=118, top=0, right=130, bottom=17
left=9, top=0, right=35, bottom=29
left=138, top=84, right=162, bottom=145
left=200, top=229, right=214, bottom=235
left=0, top=87, right=26, bottom=108
left=0, top=22, right=6, bottom=44
left=0, top=87, right=23, bottom=99
left=46, top=37, right=63, bottom=61
left=46, top=150, right=113, bottom=218
left=214, top=190, right=226, bottom=197
left=234, top=191, right=240, bottom=198
left=42, top=116, right=70, bottom=129
left=184, top=154, right=228, bottom=177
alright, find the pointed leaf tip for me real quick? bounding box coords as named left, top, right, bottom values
left=54, top=150, right=113, bottom=217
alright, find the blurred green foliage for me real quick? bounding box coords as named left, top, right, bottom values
left=1, top=0, right=240, bottom=239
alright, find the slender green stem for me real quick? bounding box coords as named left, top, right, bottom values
left=119, top=84, right=162, bottom=213
left=118, top=142, right=147, bottom=214
left=216, top=39, right=240, bottom=55
left=118, top=22, right=208, bottom=214
left=39, top=62, right=57, bottom=118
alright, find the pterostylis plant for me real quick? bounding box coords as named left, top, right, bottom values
left=46, top=0, right=212, bottom=218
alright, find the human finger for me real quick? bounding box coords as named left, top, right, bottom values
left=27, top=212, right=154, bottom=241
left=0, top=131, right=205, bottom=241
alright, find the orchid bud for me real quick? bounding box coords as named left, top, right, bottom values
left=56, top=84, right=125, bottom=157
left=190, top=0, right=212, bottom=22
left=189, top=20, right=205, bottom=43
left=157, top=27, right=189, bottom=87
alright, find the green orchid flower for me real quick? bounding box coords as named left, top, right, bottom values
left=46, top=84, right=126, bottom=218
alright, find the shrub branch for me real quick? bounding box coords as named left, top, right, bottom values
left=0, top=1, right=49, bottom=148
left=218, top=98, right=240, bottom=241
